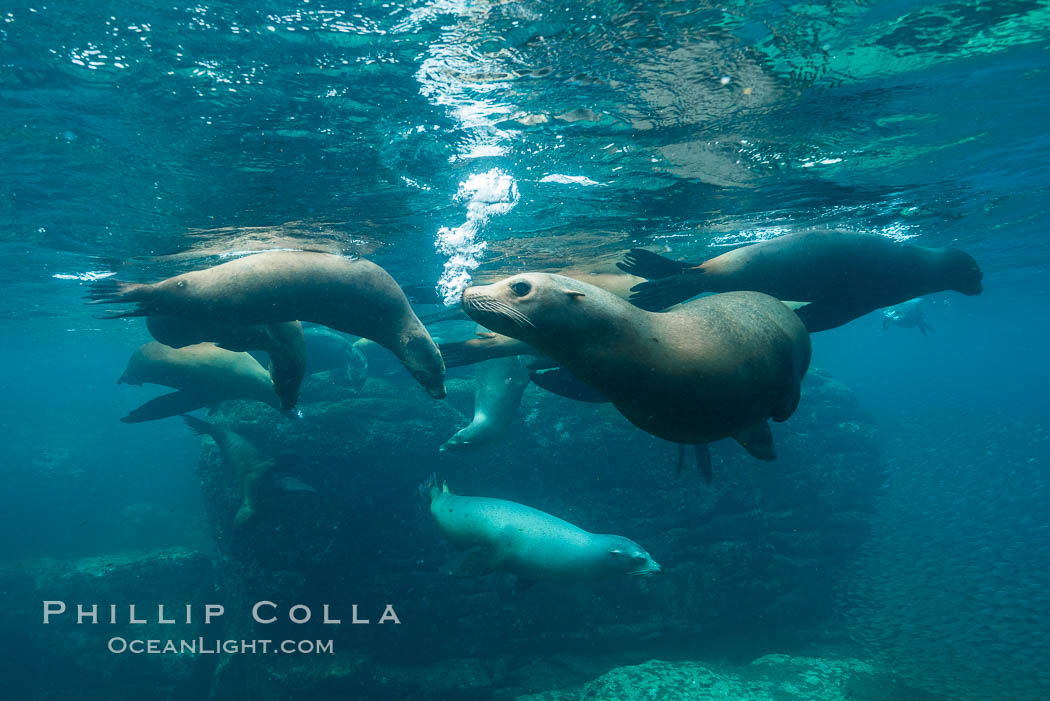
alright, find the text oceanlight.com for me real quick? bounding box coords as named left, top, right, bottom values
left=107, top=638, right=335, bottom=655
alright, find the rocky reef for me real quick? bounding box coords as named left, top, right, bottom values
left=0, top=549, right=215, bottom=701
left=190, top=364, right=884, bottom=698
left=3, top=365, right=885, bottom=700
left=517, top=655, right=941, bottom=701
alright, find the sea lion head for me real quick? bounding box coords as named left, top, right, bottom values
left=941, top=248, right=983, bottom=295
left=398, top=331, right=447, bottom=399
left=602, top=535, right=662, bottom=578
left=461, top=273, right=595, bottom=344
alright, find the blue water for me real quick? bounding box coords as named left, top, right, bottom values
left=1, top=1, right=1048, bottom=699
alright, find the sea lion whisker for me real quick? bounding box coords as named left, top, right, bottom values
left=467, top=295, right=535, bottom=330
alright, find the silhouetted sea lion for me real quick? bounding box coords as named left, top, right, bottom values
left=421, top=477, right=661, bottom=586
left=182, top=416, right=275, bottom=528
left=90, top=251, right=445, bottom=398
left=118, top=342, right=281, bottom=422
left=619, top=231, right=982, bottom=332
left=146, top=316, right=306, bottom=410
left=462, top=273, right=810, bottom=476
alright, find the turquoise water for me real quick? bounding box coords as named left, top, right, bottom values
left=1, top=1, right=1048, bottom=699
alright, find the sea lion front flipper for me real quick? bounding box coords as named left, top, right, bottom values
left=627, top=274, right=707, bottom=312
left=121, top=391, right=206, bottom=423
left=732, top=421, right=776, bottom=461
left=617, top=248, right=697, bottom=279
left=695, top=444, right=713, bottom=484
left=420, top=308, right=471, bottom=325
left=453, top=547, right=497, bottom=578
left=528, top=366, right=608, bottom=403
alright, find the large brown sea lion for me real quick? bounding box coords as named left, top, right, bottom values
left=461, top=273, right=810, bottom=474
left=619, top=231, right=982, bottom=332
left=438, top=269, right=647, bottom=368
left=117, top=342, right=281, bottom=422
left=146, top=316, right=306, bottom=410
left=90, top=251, right=445, bottom=398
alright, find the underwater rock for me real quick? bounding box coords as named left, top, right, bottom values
left=516, top=655, right=939, bottom=701
left=188, top=367, right=883, bottom=698
left=0, top=549, right=215, bottom=701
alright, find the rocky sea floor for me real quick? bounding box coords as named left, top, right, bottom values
left=1, top=367, right=910, bottom=699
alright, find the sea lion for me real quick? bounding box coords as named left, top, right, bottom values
left=182, top=416, right=306, bottom=528
left=118, top=342, right=281, bottom=422
left=619, top=231, right=982, bottom=332
left=438, top=270, right=647, bottom=368
left=461, top=273, right=810, bottom=468
left=89, top=251, right=446, bottom=398
left=303, top=326, right=368, bottom=389
left=421, top=477, right=661, bottom=585
left=146, top=316, right=306, bottom=410
left=882, top=298, right=935, bottom=335
left=440, top=353, right=530, bottom=452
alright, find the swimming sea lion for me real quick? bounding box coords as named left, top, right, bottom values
left=146, top=316, right=306, bottom=410
left=118, top=342, right=281, bottom=422
left=90, top=251, right=445, bottom=398
left=438, top=270, right=647, bottom=368
left=882, top=298, right=935, bottom=335
left=440, top=353, right=530, bottom=452
left=461, top=273, right=810, bottom=466
left=182, top=416, right=277, bottom=528
left=619, top=231, right=982, bottom=332
left=303, top=326, right=369, bottom=389
left=421, top=477, right=661, bottom=585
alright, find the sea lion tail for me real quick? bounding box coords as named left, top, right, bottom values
left=86, top=279, right=149, bottom=318
left=627, top=274, right=707, bottom=311
left=617, top=248, right=696, bottom=279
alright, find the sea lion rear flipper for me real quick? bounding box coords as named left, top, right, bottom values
left=122, top=392, right=206, bottom=423
left=86, top=280, right=149, bottom=318
left=528, top=366, right=608, bottom=403
left=627, top=275, right=706, bottom=312
left=695, top=444, right=713, bottom=484
left=617, top=248, right=696, bottom=279
left=453, top=547, right=497, bottom=578
left=732, top=421, right=776, bottom=461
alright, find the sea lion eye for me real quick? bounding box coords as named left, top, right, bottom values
left=510, top=281, right=531, bottom=296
